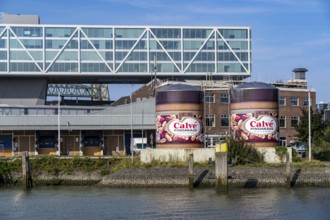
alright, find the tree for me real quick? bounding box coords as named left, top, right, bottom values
left=324, top=126, right=330, bottom=144
left=295, top=108, right=328, bottom=147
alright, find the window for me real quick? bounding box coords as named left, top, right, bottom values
left=291, top=116, right=299, bottom=127
left=206, top=114, right=215, bottom=127
left=205, top=93, right=215, bottom=103
left=221, top=114, right=229, bottom=127
left=279, top=116, right=286, bottom=128
left=291, top=97, right=299, bottom=106
left=279, top=96, right=286, bottom=106
left=303, top=97, right=309, bottom=106
left=220, top=94, right=229, bottom=104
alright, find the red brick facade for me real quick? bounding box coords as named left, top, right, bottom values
left=201, top=87, right=316, bottom=146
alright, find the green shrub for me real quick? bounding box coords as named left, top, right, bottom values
left=30, top=156, right=117, bottom=176
left=31, top=156, right=63, bottom=175
left=275, top=146, right=287, bottom=163
left=292, top=149, right=302, bottom=162
left=314, top=150, right=330, bottom=161
left=0, top=158, right=22, bottom=185
left=110, top=156, right=141, bottom=173
left=227, top=137, right=264, bottom=165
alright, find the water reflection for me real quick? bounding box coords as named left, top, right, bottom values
left=0, top=187, right=329, bottom=219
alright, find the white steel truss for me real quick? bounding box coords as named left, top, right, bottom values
left=0, top=25, right=251, bottom=79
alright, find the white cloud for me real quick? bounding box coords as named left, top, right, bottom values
left=186, top=6, right=270, bottom=15
left=295, top=34, right=330, bottom=47
left=143, top=14, right=190, bottom=25
left=184, top=0, right=326, bottom=15
left=97, top=0, right=169, bottom=8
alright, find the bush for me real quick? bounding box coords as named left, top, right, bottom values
left=292, top=149, right=302, bottom=162
left=314, top=150, right=330, bottom=161
left=275, top=146, right=287, bottom=163
left=0, top=158, right=22, bottom=185
left=227, top=138, right=264, bottom=165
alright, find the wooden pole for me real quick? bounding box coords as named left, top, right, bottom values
left=188, top=153, right=194, bottom=190
left=286, top=151, right=291, bottom=188
left=22, top=151, right=33, bottom=189
left=22, top=151, right=27, bottom=187
left=215, top=152, right=228, bottom=193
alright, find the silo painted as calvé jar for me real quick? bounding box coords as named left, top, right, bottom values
left=230, top=82, right=279, bottom=147
left=156, top=84, right=203, bottom=148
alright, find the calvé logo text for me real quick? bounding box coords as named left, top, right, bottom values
left=167, top=117, right=201, bottom=137
left=243, top=115, right=277, bottom=135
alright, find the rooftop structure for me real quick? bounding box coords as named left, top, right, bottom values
left=1, top=13, right=40, bottom=25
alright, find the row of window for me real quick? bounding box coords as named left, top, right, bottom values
left=205, top=114, right=229, bottom=127
left=205, top=93, right=229, bottom=103
left=7, top=27, right=248, bottom=39
left=1, top=39, right=248, bottom=51
left=279, top=96, right=309, bottom=106
left=204, top=94, right=309, bottom=106
left=0, top=107, right=93, bottom=115
left=205, top=114, right=299, bottom=128
left=279, top=116, right=299, bottom=128
left=1, top=50, right=249, bottom=63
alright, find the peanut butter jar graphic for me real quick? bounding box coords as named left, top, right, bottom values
left=156, top=84, right=203, bottom=148
left=230, top=82, right=279, bottom=147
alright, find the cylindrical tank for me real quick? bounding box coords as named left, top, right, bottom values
left=156, top=84, right=203, bottom=148
left=230, top=82, right=279, bottom=147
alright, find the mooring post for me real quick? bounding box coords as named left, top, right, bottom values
left=215, top=151, right=228, bottom=193
left=286, top=151, right=291, bottom=188
left=22, top=151, right=27, bottom=188
left=22, top=151, right=32, bottom=189
left=188, top=153, right=194, bottom=190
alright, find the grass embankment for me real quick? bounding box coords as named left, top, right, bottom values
left=0, top=155, right=214, bottom=186
left=0, top=155, right=327, bottom=187
left=0, top=156, right=141, bottom=186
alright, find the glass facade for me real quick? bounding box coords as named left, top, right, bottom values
left=0, top=25, right=251, bottom=79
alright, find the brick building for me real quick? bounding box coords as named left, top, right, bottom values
left=151, top=68, right=316, bottom=147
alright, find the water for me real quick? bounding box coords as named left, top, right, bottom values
left=0, top=186, right=329, bottom=220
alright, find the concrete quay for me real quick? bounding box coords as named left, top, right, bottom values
left=99, top=166, right=330, bottom=188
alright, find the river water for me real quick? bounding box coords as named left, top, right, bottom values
left=0, top=186, right=329, bottom=220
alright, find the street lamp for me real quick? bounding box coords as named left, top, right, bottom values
left=141, top=105, right=144, bottom=149
left=130, top=84, right=134, bottom=163
left=153, top=54, right=157, bottom=95
left=308, top=90, right=312, bottom=161
left=57, top=94, right=61, bottom=156
left=67, top=121, right=71, bottom=155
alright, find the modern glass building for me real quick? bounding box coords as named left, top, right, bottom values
left=0, top=25, right=251, bottom=83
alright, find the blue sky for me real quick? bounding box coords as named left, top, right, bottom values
left=1, top=0, right=330, bottom=102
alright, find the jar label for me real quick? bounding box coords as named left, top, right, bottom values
left=242, top=115, right=277, bottom=135
left=156, top=113, right=203, bottom=145
left=167, top=117, right=202, bottom=137
left=231, top=110, right=279, bottom=143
